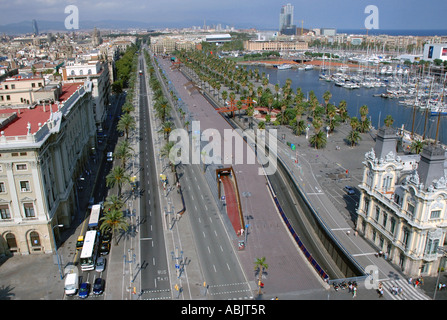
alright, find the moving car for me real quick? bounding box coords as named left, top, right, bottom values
left=107, top=152, right=113, bottom=162
left=76, top=236, right=84, bottom=250
left=344, top=186, right=355, bottom=195
left=93, top=278, right=105, bottom=295
left=78, top=282, right=90, bottom=299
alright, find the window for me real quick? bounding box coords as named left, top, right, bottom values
left=407, top=203, right=415, bottom=217
left=6, top=95, right=10, bottom=101
left=71, top=70, right=75, bottom=76
left=31, top=83, right=35, bottom=88
left=79, top=69, right=83, bottom=75
left=375, top=206, right=380, bottom=221
left=430, top=210, right=441, bottom=220
left=11, top=84, right=15, bottom=89
left=24, top=203, right=35, bottom=218
left=382, top=212, right=388, bottom=228
left=20, top=181, right=30, bottom=192
left=16, top=164, right=27, bottom=171
left=30, top=231, right=40, bottom=248
left=5, top=233, right=17, bottom=252
left=0, top=182, right=6, bottom=193
left=0, top=205, right=10, bottom=219
left=4, top=85, right=8, bottom=89
left=88, top=69, right=92, bottom=75
left=425, top=239, right=440, bottom=255
left=390, top=217, right=396, bottom=234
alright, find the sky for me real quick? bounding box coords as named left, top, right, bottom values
left=0, top=0, right=447, bottom=30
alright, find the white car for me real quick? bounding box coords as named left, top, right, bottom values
left=95, top=256, right=106, bottom=272
left=344, top=186, right=355, bottom=195
left=107, top=152, right=113, bottom=162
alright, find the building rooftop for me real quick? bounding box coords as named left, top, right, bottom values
left=0, top=82, right=82, bottom=136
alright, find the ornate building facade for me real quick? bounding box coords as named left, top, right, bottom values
left=356, top=127, right=447, bottom=276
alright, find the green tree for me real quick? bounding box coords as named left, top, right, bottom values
left=106, top=166, right=130, bottom=197
left=254, top=257, right=269, bottom=295
left=115, top=140, right=134, bottom=170
left=100, top=209, right=129, bottom=245
left=384, top=115, right=394, bottom=128
left=410, top=140, right=425, bottom=154
left=310, top=131, right=327, bottom=149
left=117, top=113, right=136, bottom=140
left=346, top=130, right=362, bottom=147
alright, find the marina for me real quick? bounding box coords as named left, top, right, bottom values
left=243, top=63, right=447, bottom=145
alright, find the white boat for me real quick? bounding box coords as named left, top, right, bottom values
left=276, top=64, right=292, bottom=70
left=304, top=65, right=314, bottom=70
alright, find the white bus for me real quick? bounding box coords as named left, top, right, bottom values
left=88, top=204, right=102, bottom=230
left=80, top=230, right=98, bottom=271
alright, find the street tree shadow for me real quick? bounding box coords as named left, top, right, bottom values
left=0, top=285, right=15, bottom=300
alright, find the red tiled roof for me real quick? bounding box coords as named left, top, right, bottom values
left=0, top=82, right=83, bottom=137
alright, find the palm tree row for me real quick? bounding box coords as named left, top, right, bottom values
left=100, top=45, right=141, bottom=242
left=176, top=49, right=399, bottom=151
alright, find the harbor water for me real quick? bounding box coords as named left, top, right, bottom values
left=244, top=65, right=447, bottom=145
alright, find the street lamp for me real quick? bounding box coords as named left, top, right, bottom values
left=52, top=224, right=64, bottom=280
left=434, top=246, right=447, bottom=300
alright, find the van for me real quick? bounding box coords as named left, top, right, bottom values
left=64, top=267, right=79, bottom=296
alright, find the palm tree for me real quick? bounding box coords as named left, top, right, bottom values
left=106, top=166, right=130, bottom=197
left=104, top=194, right=124, bottom=213
left=160, top=121, right=174, bottom=141
left=410, top=140, right=425, bottom=154
left=323, top=90, right=332, bottom=113
left=254, top=257, right=269, bottom=295
left=100, top=209, right=129, bottom=245
left=122, top=102, right=135, bottom=114
left=384, top=115, right=394, bottom=128
left=154, top=97, right=171, bottom=123
left=346, top=130, right=362, bottom=147
left=310, top=131, right=327, bottom=149
left=349, top=116, right=360, bottom=132
left=160, top=141, right=176, bottom=172
left=117, top=113, right=136, bottom=140
left=114, top=140, right=134, bottom=170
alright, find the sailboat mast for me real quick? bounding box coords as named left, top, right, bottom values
left=435, top=73, right=447, bottom=144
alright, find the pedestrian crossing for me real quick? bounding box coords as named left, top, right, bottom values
left=380, top=279, right=431, bottom=300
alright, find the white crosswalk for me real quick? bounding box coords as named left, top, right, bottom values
left=380, top=279, right=431, bottom=300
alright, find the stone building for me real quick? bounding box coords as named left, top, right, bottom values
left=0, top=82, right=96, bottom=255
left=356, top=126, right=447, bottom=276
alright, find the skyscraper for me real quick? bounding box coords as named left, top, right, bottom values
left=32, top=19, right=39, bottom=36
left=279, top=3, right=296, bottom=35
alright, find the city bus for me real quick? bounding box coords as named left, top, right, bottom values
left=80, top=230, right=98, bottom=271
left=88, top=204, right=102, bottom=230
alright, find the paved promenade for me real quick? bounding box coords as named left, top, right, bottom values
left=1, top=55, right=446, bottom=301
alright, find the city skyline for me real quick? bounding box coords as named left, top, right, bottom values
left=1, top=0, right=447, bottom=32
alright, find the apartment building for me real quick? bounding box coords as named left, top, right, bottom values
left=0, top=76, right=49, bottom=106
left=61, top=60, right=110, bottom=130
left=356, top=127, right=447, bottom=276
left=0, top=81, right=96, bottom=255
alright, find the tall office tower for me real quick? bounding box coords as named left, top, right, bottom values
left=279, top=3, right=296, bottom=35
left=32, top=19, right=39, bottom=36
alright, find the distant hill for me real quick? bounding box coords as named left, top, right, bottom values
left=0, top=19, right=157, bottom=35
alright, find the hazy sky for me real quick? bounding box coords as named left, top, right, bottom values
left=1, top=0, right=446, bottom=30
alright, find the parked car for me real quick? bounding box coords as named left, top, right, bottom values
left=99, top=242, right=110, bottom=255
left=107, top=152, right=113, bottom=162
left=95, top=256, right=106, bottom=272
left=93, top=278, right=105, bottom=295
left=344, top=186, right=355, bottom=195
left=78, top=282, right=90, bottom=299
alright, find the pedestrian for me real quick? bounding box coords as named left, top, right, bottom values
left=352, top=286, right=357, bottom=298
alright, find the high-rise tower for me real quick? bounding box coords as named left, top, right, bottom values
left=279, top=3, right=296, bottom=35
